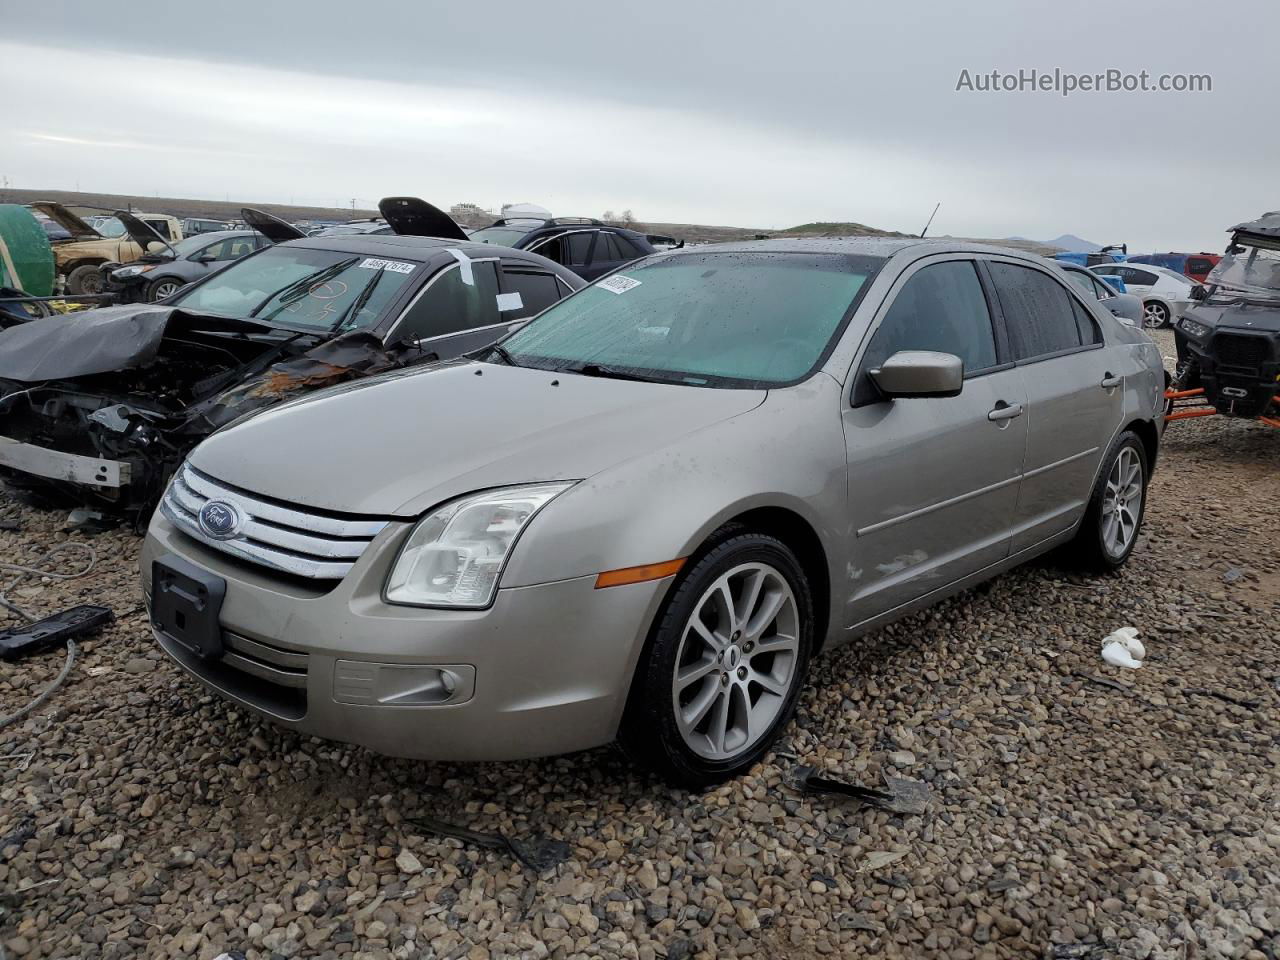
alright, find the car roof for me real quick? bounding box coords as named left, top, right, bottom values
left=651, top=236, right=1040, bottom=260
left=191, top=230, right=257, bottom=242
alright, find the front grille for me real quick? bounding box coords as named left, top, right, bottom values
left=160, top=463, right=387, bottom=580
left=1212, top=332, right=1271, bottom=372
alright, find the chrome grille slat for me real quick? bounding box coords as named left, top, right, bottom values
left=182, top=466, right=387, bottom=538
left=225, top=632, right=308, bottom=670
left=221, top=650, right=308, bottom=689
left=160, top=463, right=387, bottom=580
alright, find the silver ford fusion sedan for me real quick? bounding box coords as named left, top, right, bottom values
left=140, top=238, right=1165, bottom=786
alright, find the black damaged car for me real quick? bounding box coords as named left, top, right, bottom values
left=1173, top=212, right=1280, bottom=422
left=0, top=203, right=583, bottom=518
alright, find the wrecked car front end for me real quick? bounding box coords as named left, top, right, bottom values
left=0, top=306, right=433, bottom=518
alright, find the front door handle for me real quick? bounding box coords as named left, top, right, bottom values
left=988, top=401, right=1023, bottom=422
left=1101, top=373, right=1122, bottom=389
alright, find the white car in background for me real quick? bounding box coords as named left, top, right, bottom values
left=1090, top=263, right=1202, bottom=329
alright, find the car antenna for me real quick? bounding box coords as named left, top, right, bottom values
left=919, top=202, right=941, bottom=238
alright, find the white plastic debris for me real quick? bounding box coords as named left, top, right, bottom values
left=1100, top=626, right=1145, bottom=669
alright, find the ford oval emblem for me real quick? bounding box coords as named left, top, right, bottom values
left=198, top=500, right=243, bottom=540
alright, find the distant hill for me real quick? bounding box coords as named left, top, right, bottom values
left=780, top=221, right=908, bottom=238
left=1038, top=234, right=1102, bottom=254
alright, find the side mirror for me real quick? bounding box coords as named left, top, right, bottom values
left=870, top=350, right=964, bottom=399
left=1189, top=284, right=1206, bottom=301
left=195, top=254, right=218, bottom=263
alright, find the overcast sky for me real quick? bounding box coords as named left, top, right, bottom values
left=3, top=0, right=1275, bottom=250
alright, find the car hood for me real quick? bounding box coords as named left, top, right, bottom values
left=190, top=361, right=767, bottom=517
left=30, top=201, right=100, bottom=239
left=1185, top=299, right=1280, bottom=333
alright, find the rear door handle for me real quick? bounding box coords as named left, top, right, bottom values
left=987, top=401, right=1023, bottom=422
left=1101, top=373, right=1122, bottom=389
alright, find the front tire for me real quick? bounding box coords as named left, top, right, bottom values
left=146, top=277, right=184, bottom=302
left=1068, top=431, right=1149, bottom=571
left=65, top=263, right=105, bottom=296
left=1143, top=300, right=1171, bottom=329
left=619, top=529, right=814, bottom=788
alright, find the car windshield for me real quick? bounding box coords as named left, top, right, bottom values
left=1208, top=242, right=1280, bottom=299
left=468, top=226, right=531, bottom=246
left=497, top=251, right=881, bottom=387
left=95, top=217, right=127, bottom=238
left=172, top=246, right=417, bottom=331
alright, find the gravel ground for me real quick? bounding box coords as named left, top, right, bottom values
left=2, top=331, right=1278, bottom=960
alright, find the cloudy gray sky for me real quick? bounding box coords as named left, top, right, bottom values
left=4, top=0, right=1275, bottom=250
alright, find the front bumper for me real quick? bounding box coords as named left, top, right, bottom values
left=141, top=510, right=671, bottom=761
left=0, top=435, right=131, bottom=487
left=1176, top=326, right=1280, bottom=418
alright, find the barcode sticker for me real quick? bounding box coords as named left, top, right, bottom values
left=358, top=258, right=416, bottom=274
left=496, top=292, right=523, bottom=312
left=597, top=274, right=642, bottom=295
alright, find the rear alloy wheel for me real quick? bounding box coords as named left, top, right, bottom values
left=1143, top=300, right=1171, bottom=329
left=1068, top=431, right=1148, bottom=571
left=620, top=530, right=814, bottom=787
left=147, top=277, right=184, bottom=302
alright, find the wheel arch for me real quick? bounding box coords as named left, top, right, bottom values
left=713, top=504, right=833, bottom=654
left=1125, top=416, right=1160, bottom=472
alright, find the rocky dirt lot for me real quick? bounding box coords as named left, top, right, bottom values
left=2, top=332, right=1278, bottom=960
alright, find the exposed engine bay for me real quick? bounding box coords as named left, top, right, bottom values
left=0, top=307, right=434, bottom=519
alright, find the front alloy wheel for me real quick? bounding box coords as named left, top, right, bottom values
left=149, top=278, right=183, bottom=301
left=672, top=563, right=800, bottom=760
left=620, top=528, right=814, bottom=787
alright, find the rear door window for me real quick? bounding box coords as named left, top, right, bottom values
left=565, top=233, right=593, bottom=267
left=392, top=260, right=501, bottom=343
left=856, top=260, right=997, bottom=404
left=591, top=233, right=622, bottom=264
left=988, top=262, right=1090, bottom=360
left=499, top=267, right=564, bottom=320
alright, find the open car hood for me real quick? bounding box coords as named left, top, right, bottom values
left=240, top=207, right=306, bottom=243
left=377, top=196, right=468, bottom=241
left=115, top=210, right=177, bottom=258
left=29, top=201, right=99, bottom=240
left=0, top=305, right=271, bottom=382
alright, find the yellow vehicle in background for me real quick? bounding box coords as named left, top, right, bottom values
left=29, top=201, right=183, bottom=295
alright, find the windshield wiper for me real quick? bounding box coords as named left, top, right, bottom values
left=487, top=344, right=519, bottom=366
left=249, top=257, right=359, bottom=321
left=327, top=266, right=384, bottom=335
left=561, top=362, right=657, bottom=383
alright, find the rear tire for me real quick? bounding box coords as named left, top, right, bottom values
left=619, top=528, right=814, bottom=788
left=1067, top=431, right=1149, bottom=571
left=66, top=264, right=105, bottom=296
left=1143, top=300, right=1171, bottom=329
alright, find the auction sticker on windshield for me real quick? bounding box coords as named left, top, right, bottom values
left=597, top=274, right=642, bottom=295
left=358, top=258, right=416, bottom=274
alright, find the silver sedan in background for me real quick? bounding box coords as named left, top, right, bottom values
left=141, top=238, right=1166, bottom=786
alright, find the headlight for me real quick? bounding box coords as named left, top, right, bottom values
left=1180, top=317, right=1211, bottom=339
left=112, top=264, right=153, bottom=279
left=384, top=482, right=574, bottom=608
